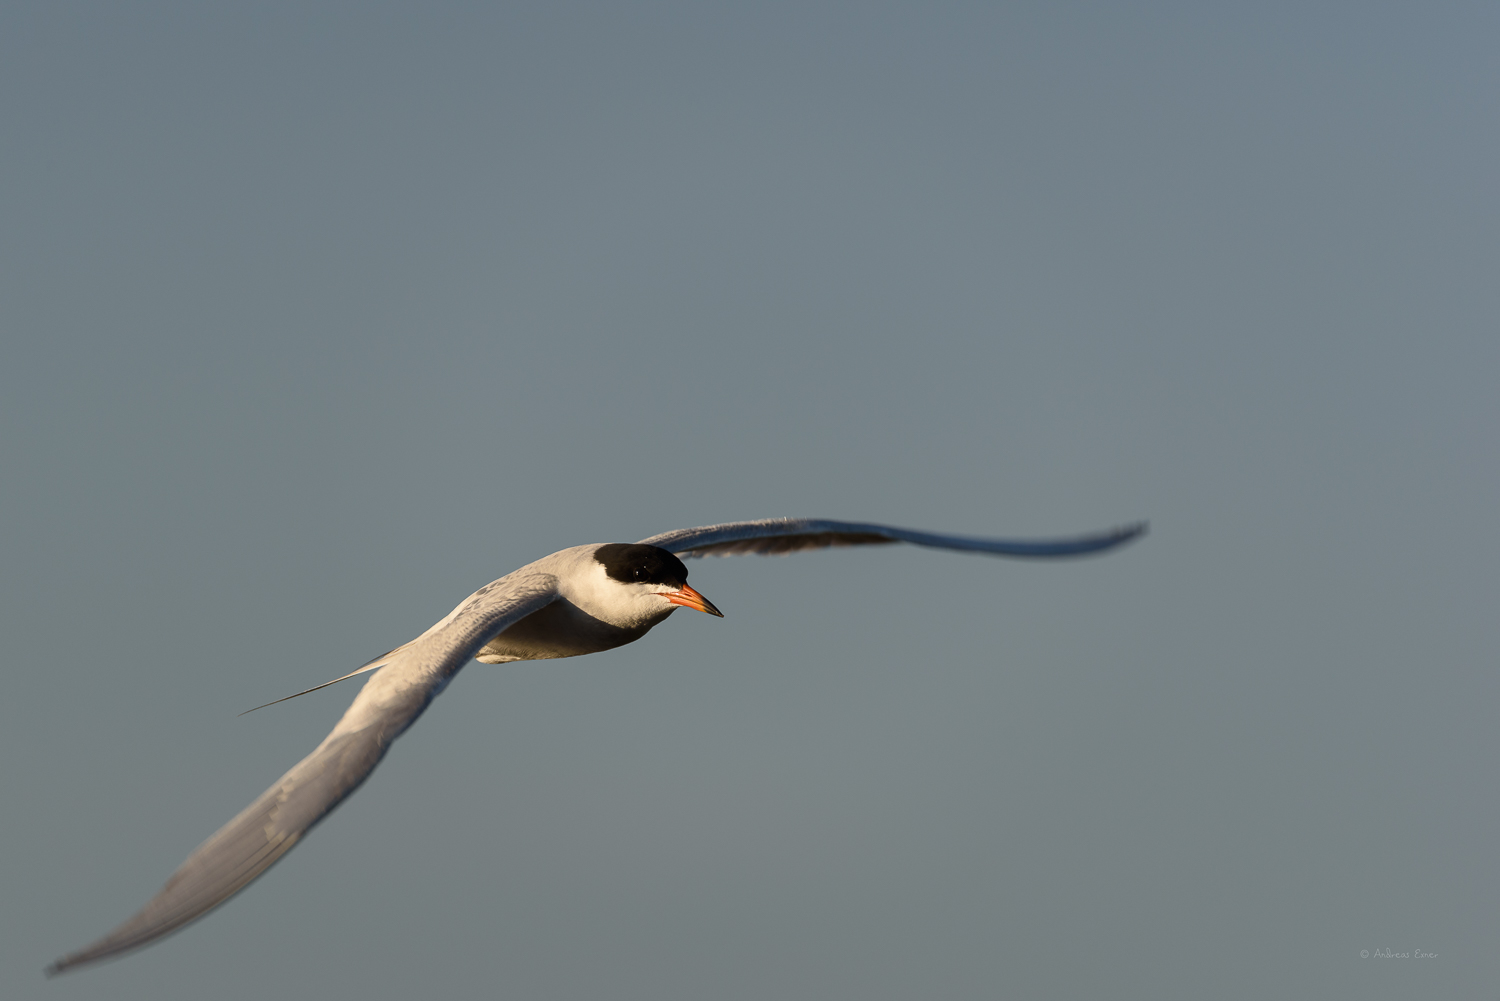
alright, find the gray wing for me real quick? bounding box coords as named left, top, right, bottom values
left=638, top=517, right=1147, bottom=558
left=48, top=571, right=559, bottom=976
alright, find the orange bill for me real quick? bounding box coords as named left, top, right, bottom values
left=663, top=583, right=724, bottom=617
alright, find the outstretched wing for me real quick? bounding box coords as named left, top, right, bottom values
left=48, top=571, right=559, bottom=975
left=638, top=517, right=1147, bottom=558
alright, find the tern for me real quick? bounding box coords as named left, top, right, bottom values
left=48, top=516, right=1144, bottom=974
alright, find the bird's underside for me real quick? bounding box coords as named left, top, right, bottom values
left=48, top=516, right=1144, bottom=975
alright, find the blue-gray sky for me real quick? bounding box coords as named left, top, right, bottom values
left=4, top=2, right=1498, bottom=998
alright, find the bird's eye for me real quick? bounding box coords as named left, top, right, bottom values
left=632, top=568, right=646, bottom=580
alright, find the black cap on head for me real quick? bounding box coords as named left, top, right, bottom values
left=594, top=544, right=689, bottom=586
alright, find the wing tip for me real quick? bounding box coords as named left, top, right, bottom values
left=951, top=519, right=1149, bottom=558
left=1065, top=519, right=1149, bottom=555
left=46, top=929, right=152, bottom=977
left=45, top=950, right=95, bottom=978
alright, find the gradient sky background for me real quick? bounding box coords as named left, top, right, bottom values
left=4, top=2, right=1498, bottom=998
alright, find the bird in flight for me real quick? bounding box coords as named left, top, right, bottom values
left=48, top=516, right=1145, bottom=975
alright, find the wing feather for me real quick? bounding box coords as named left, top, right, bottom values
left=47, top=571, right=559, bottom=975
left=639, top=517, right=1146, bottom=558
